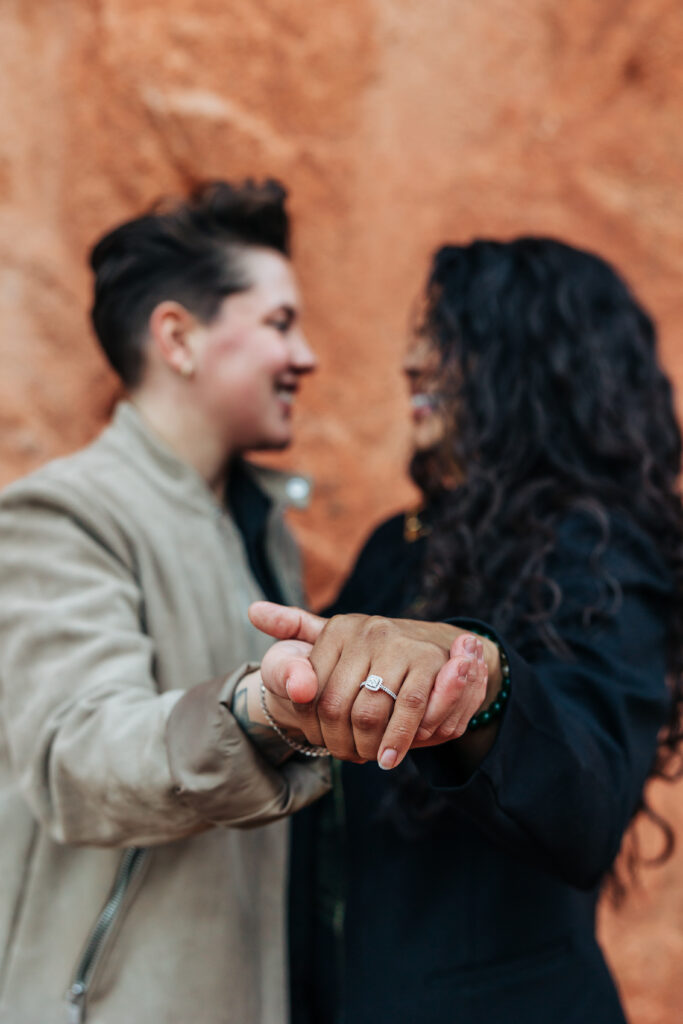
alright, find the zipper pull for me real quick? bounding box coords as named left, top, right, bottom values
left=66, top=981, right=86, bottom=1024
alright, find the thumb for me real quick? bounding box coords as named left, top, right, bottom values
left=249, top=601, right=327, bottom=644
left=261, top=640, right=319, bottom=704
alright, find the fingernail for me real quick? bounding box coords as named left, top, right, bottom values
left=457, top=660, right=470, bottom=679
left=476, top=641, right=484, bottom=660
left=464, top=635, right=477, bottom=655
left=379, top=748, right=398, bottom=770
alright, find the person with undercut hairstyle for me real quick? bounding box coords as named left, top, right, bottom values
left=0, top=180, right=331, bottom=1024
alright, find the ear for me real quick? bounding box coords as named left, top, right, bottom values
left=148, top=301, right=200, bottom=378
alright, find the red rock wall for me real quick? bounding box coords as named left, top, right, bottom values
left=1, top=2, right=683, bottom=1019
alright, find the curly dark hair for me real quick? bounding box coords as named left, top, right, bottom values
left=89, top=179, right=290, bottom=386
left=411, top=237, right=683, bottom=879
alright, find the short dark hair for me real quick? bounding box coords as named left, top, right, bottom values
left=89, top=179, right=290, bottom=386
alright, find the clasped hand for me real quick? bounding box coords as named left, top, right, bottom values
left=249, top=602, right=497, bottom=770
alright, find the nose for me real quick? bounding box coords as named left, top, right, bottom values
left=290, top=329, right=318, bottom=374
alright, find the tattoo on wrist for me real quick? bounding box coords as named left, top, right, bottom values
left=231, top=681, right=298, bottom=766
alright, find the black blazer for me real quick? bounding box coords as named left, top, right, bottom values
left=289, top=512, right=673, bottom=1024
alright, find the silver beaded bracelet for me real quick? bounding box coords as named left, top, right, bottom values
left=259, top=681, right=331, bottom=758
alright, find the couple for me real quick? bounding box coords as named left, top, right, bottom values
left=0, top=179, right=680, bottom=1024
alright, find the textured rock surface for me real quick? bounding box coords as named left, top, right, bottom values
left=1, top=1, right=683, bottom=1018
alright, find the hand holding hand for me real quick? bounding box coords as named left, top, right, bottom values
left=250, top=603, right=499, bottom=769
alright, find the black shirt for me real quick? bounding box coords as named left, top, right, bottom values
left=289, top=511, right=672, bottom=1024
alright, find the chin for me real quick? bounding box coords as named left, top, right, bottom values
left=412, top=431, right=437, bottom=453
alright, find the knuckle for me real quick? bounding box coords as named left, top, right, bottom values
left=351, top=706, right=384, bottom=732
left=438, top=719, right=466, bottom=741
left=402, top=690, right=428, bottom=714
left=389, top=721, right=418, bottom=744
left=453, top=677, right=467, bottom=698
left=317, top=693, right=346, bottom=723
left=294, top=703, right=317, bottom=718
left=364, top=616, right=395, bottom=642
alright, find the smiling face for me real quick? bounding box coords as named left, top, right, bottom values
left=191, top=247, right=316, bottom=454
left=403, top=333, right=447, bottom=453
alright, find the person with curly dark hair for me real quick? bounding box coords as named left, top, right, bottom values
left=252, top=237, right=683, bottom=1024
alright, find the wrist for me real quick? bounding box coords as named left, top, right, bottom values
left=259, top=682, right=330, bottom=759
left=479, top=636, right=503, bottom=697
left=258, top=682, right=307, bottom=739
left=231, top=670, right=299, bottom=766
left=467, top=632, right=510, bottom=730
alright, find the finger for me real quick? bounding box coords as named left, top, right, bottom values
left=249, top=602, right=327, bottom=644
left=260, top=640, right=324, bottom=745
left=376, top=667, right=432, bottom=770
left=434, top=656, right=488, bottom=741
left=415, top=634, right=484, bottom=740
left=351, top=676, right=403, bottom=762
left=261, top=640, right=318, bottom=702
left=316, top=655, right=373, bottom=760
left=413, top=657, right=469, bottom=741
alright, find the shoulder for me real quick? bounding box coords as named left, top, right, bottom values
left=551, top=508, right=672, bottom=594
left=530, top=508, right=676, bottom=659
left=0, top=434, right=137, bottom=567
left=1, top=425, right=128, bottom=508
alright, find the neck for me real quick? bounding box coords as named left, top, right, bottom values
left=130, top=388, right=233, bottom=498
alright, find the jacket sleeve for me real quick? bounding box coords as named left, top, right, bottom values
left=0, top=480, right=329, bottom=848
left=410, top=517, right=673, bottom=890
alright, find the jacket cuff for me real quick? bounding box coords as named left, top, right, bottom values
left=165, top=663, right=330, bottom=828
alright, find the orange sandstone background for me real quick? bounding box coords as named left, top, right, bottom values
left=1, top=1, right=683, bottom=1019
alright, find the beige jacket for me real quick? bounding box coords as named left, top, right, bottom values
left=0, top=403, right=329, bottom=1024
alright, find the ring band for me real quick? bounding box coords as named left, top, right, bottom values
left=359, top=674, right=398, bottom=701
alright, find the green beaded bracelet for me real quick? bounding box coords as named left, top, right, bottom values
left=467, top=631, right=511, bottom=732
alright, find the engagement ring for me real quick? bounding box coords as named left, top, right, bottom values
left=359, top=674, right=398, bottom=701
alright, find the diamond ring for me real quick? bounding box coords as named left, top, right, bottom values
left=359, top=674, right=398, bottom=701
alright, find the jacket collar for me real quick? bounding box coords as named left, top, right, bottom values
left=104, top=402, right=311, bottom=515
